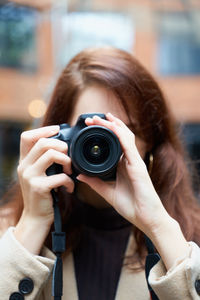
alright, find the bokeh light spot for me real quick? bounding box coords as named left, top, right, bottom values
left=28, top=99, right=47, bottom=118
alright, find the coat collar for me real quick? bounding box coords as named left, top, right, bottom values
left=43, top=233, right=149, bottom=300
left=115, top=234, right=149, bottom=299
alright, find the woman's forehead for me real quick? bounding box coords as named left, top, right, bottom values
left=69, top=85, right=130, bottom=126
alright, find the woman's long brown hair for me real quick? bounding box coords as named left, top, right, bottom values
left=2, top=47, right=200, bottom=264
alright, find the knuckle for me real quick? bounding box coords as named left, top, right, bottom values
left=17, top=164, right=23, bottom=175
left=21, top=169, right=31, bottom=181
left=38, top=138, right=68, bottom=153
left=57, top=140, right=68, bottom=151
left=110, top=122, right=117, bottom=131
left=61, top=173, right=70, bottom=183
left=38, top=137, right=48, bottom=149
left=60, top=173, right=68, bottom=181
left=30, top=178, right=45, bottom=194
left=66, top=156, right=71, bottom=164
left=64, top=178, right=74, bottom=193
left=46, top=148, right=54, bottom=155
left=46, top=148, right=56, bottom=159
left=20, top=131, right=30, bottom=143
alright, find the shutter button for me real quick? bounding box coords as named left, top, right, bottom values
left=9, top=292, right=24, bottom=300
left=19, top=278, right=34, bottom=295
left=195, top=279, right=200, bottom=295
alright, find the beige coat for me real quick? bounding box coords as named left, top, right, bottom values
left=0, top=227, right=200, bottom=300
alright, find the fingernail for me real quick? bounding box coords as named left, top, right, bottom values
left=85, top=117, right=92, bottom=122
left=93, top=115, right=101, bottom=120
left=50, top=125, right=60, bottom=134
left=77, top=175, right=82, bottom=181
left=77, top=174, right=86, bottom=182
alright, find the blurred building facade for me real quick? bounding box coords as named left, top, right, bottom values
left=0, top=0, right=200, bottom=199
left=1, top=0, right=200, bottom=122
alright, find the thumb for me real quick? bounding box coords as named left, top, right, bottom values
left=77, top=174, right=114, bottom=205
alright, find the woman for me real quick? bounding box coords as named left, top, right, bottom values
left=0, top=47, right=200, bottom=300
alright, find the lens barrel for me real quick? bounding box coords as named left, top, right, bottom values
left=70, top=126, right=121, bottom=179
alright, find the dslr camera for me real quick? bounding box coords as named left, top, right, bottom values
left=47, top=113, right=122, bottom=181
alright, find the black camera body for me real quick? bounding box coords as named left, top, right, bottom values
left=47, top=113, right=122, bottom=181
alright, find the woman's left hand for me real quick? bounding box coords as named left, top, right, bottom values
left=77, top=113, right=191, bottom=271
left=77, top=113, right=171, bottom=237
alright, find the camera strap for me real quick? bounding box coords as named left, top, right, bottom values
left=144, top=235, right=160, bottom=300
left=51, top=189, right=66, bottom=300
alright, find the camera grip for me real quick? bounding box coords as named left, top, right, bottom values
left=46, top=163, right=63, bottom=176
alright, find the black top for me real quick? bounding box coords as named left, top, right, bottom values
left=73, top=201, right=132, bottom=300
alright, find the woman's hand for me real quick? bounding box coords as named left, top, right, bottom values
left=78, top=113, right=190, bottom=270
left=77, top=113, right=169, bottom=235
left=15, top=125, right=75, bottom=254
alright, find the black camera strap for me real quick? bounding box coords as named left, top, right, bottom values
left=145, top=235, right=160, bottom=300
left=51, top=189, right=66, bottom=300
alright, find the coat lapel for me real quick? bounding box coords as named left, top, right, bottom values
left=115, top=234, right=149, bottom=300
left=63, top=253, right=79, bottom=300
left=62, top=234, right=149, bottom=300
left=44, top=234, right=149, bottom=300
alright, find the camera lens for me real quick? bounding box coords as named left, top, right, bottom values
left=70, top=125, right=121, bottom=179
left=83, top=136, right=110, bottom=164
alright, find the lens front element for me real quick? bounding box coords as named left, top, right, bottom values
left=91, top=145, right=101, bottom=156
left=83, top=136, right=110, bottom=164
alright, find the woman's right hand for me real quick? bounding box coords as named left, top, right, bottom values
left=14, top=125, right=75, bottom=254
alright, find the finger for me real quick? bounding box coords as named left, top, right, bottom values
left=20, top=125, right=60, bottom=160
left=85, top=115, right=112, bottom=128
left=86, top=114, right=127, bottom=138
left=21, top=137, right=68, bottom=166
left=77, top=174, right=114, bottom=206
left=86, top=114, right=140, bottom=165
left=106, top=112, right=128, bottom=129
left=43, top=173, right=75, bottom=193
left=33, top=149, right=72, bottom=175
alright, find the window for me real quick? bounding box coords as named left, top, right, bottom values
left=52, top=12, right=135, bottom=68
left=0, top=2, right=38, bottom=72
left=157, top=12, right=200, bottom=75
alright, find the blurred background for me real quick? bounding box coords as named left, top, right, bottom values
left=0, top=0, right=200, bottom=203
